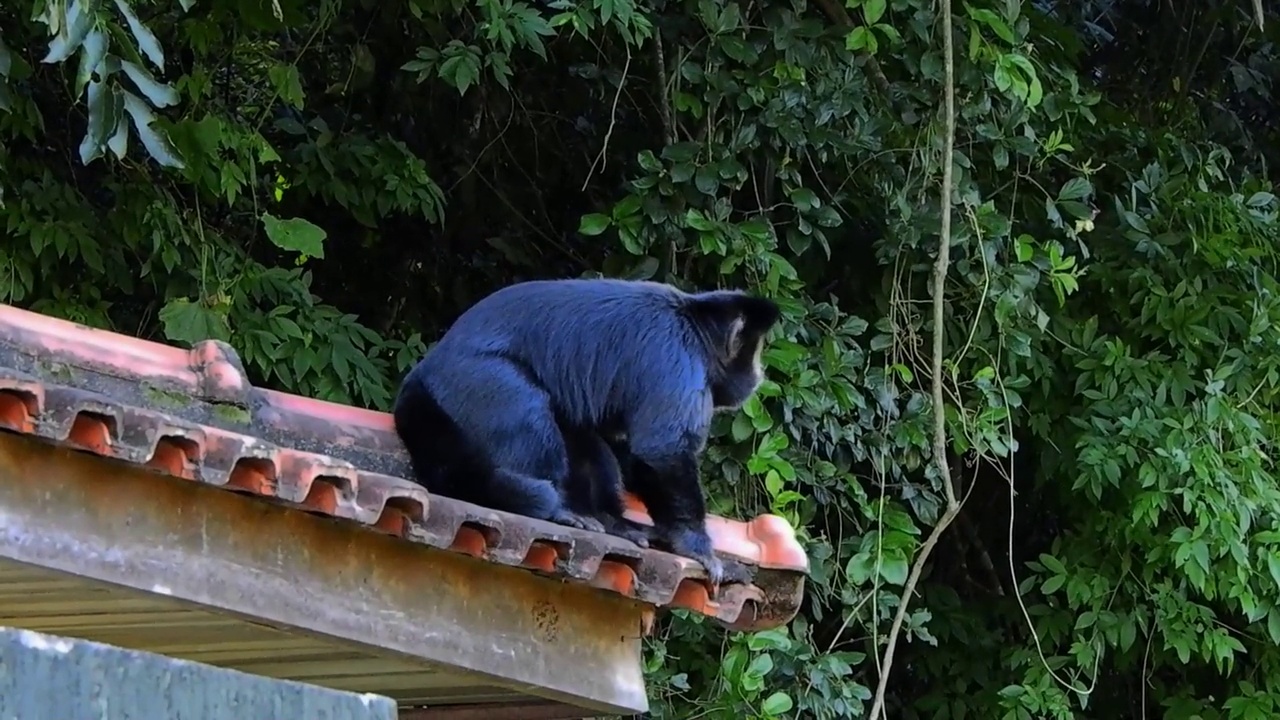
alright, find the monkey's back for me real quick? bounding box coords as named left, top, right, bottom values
left=424, top=278, right=708, bottom=427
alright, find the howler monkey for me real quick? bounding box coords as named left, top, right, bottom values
left=392, top=278, right=781, bottom=586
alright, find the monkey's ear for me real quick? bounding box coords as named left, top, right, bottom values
left=735, top=296, right=781, bottom=335
left=685, top=292, right=781, bottom=334
left=684, top=292, right=744, bottom=330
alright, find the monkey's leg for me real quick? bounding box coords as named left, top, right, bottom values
left=563, top=429, right=648, bottom=545
left=488, top=469, right=605, bottom=533
left=435, top=358, right=603, bottom=533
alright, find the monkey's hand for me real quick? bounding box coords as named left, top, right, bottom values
left=549, top=508, right=607, bottom=534
left=652, top=524, right=752, bottom=594
left=598, top=515, right=651, bottom=548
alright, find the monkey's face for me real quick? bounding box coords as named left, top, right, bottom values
left=710, top=325, right=770, bottom=412
left=692, top=290, right=780, bottom=413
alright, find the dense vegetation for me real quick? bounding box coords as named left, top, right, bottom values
left=4, top=0, right=1280, bottom=717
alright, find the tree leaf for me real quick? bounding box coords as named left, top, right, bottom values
left=113, top=0, right=164, bottom=71
left=1059, top=177, right=1092, bottom=201
left=965, top=4, right=1017, bottom=44
left=262, top=212, right=328, bottom=258
left=268, top=63, right=305, bottom=109
left=879, top=551, right=910, bottom=585
left=120, top=59, right=179, bottom=108
left=78, top=77, right=117, bottom=165
left=120, top=90, right=185, bottom=168
left=761, top=691, right=794, bottom=716
left=1246, top=191, right=1276, bottom=208
left=158, top=298, right=231, bottom=345
left=106, top=90, right=129, bottom=159
left=578, top=213, right=612, bottom=236
left=73, top=28, right=108, bottom=100
left=43, top=0, right=98, bottom=65
left=845, top=27, right=870, bottom=52
left=438, top=46, right=481, bottom=96
left=863, top=0, right=886, bottom=25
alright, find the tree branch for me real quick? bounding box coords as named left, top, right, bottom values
left=866, top=0, right=959, bottom=714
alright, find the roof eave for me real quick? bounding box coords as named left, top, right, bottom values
left=0, top=429, right=650, bottom=713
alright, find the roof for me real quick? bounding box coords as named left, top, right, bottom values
left=0, top=303, right=808, bottom=632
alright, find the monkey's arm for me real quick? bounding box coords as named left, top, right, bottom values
left=626, top=454, right=751, bottom=590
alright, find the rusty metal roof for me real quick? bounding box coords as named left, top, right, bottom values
left=0, top=303, right=808, bottom=631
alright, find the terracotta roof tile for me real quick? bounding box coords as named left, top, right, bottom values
left=0, top=304, right=809, bottom=631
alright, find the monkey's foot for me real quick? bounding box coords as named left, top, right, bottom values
left=598, top=515, right=651, bottom=548
left=718, top=556, right=753, bottom=585
left=690, top=553, right=753, bottom=595
left=652, top=524, right=752, bottom=595
left=549, top=508, right=607, bottom=533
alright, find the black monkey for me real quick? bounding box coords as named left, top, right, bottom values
left=392, top=278, right=781, bottom=586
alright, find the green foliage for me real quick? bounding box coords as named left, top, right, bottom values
left=3, top=0, right=1280, bottom=717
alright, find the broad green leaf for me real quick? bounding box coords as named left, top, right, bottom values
left=1015, top=235, right=1034, bottom=262
left=1004, top=54, right=1042, bottom=107
left=879, top=551, right=910, bottom=585
left=159, top=298, right=231, bottom=344
left=438, top=46, right=481, bottom=96
left=1059, top=177, right=1092, bottom=201
left=268, top=63, right=305, bottom=109
left=120, top=59, right=179, bottom=107
left=612, top=193, right=643, bottom=218
left=845, top=26, right=871, bottom=52
left=262, top=213, right=328, bottom=258
left=120, top=90, right=185, bottom=168
left=875, top=22, right=903, bottom=45
left=1267, top=554, right=1280, bottom=591
left=105, top=93, right=129, bottom=159
left=43, top=0, right=98, bottom=65
left=578, top=213, right=612, bottom=236
left=78, top=77, right=117, bottom=165
left=761, top=692, right=794, bottom=716
left=684, top=208, right=716, bottom=232
left=113, top=0, right=164, bottom=71
left=1026, top=72, right=1043, bottom=107
left=73, top=28, right=108, bottom=100
left=992, top=62, right=1012, bottom=92
left=862, top=0, right=886, bottom=25
left=846, top=552, right=874, bottom=584
left=965, top=3, right=1017, bottom=44
left=790, top=187, right=820, bottom=211
left=1246, top=191, right=1276, bottom=208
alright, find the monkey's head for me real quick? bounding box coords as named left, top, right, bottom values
left=684, top=290, right=782, bottom=411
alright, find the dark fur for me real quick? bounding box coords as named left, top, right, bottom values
left=561, top=426, right=652, bottom=547
left=392, top=278, right=781, bottom=586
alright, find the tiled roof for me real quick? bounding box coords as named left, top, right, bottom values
left=0, top=304, right=808, bottom=632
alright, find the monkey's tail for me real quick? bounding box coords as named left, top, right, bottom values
left=391, top=375, right=562, bottom=520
